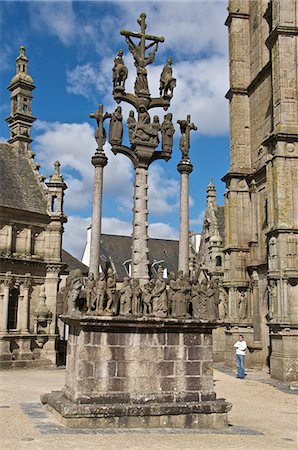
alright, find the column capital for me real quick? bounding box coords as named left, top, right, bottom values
left=177, top=160, right=193, bottom=174
left=91, top=151, right=108, bottom=168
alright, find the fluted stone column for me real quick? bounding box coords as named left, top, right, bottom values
left=89, top=151, right=108, bottom=279
left=1, top=277, right=11, bottom=333
left=131, top=167, right=149, bottom=282
left=177, top=160, right=193, bottom=274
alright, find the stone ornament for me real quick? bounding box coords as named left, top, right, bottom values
left=161, top=113, right=175, bottom=157
left=177, top=115, right=197, bottom=161
left=159, top=57, right=176, bottom=97
left=112, top=49, right=128, bottom=91
left=238, top=291, right=248, bottom=320
left=61, top=268, right=221, bottom=321
left=109, top=106, right=123, bottom=146
left=90, top=104, right=112, bottom=151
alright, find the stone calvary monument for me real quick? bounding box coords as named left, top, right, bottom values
left=42, top=13, right=231, bottom=429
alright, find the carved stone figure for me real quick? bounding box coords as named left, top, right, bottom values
left=96, top=272, right=106, bottom=313
left=159, top=57, right=176, bottom=97
left=161, top=113, right=175, bottom=155
left=197, top=278, right=208, bottom=320
left=268, top=236, right=278, bottom=271
left=119, top=276, right=132, bottom=315
left=218, top=288, right=228, bottom=319
left=171, top=271, right=189, bottom=318
left=127, top=110, right=136, bottom=144
left=63, top=269, right=84, bottom=313
left=167, top=271, right=176, bottom=316
left=131, top=279, right=141, bottom=315
left=177, top=116, right=197, bottom=160
left=142, top=280, right=153, bottom=315
left=238, top=291, right=248, bottom=320
left=151, top=267, right=167, bottom=317
left=113, top=49, right=128, bottom=89
left=109, top=106, right=123, bottom=146
left=207, top=281, right=217, bottom=320
left=105, top=268, right=116, bottom=314
left=135, top=105, right=155, bottom=143
left=90, top=105, right=112, bottom=150
left=134, top=66, right=149, bottom=95
left=191, top=276, right=201, bottom=319
left=152, top=115, right=161, bottom=146
left=86, top=272, right=96, bottom=312
left=124, top=30, right=159, bottom=69
left=267, top=279, right=277, bottom=320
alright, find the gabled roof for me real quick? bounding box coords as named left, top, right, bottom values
left=0, top=143, right=47, bottom=215
left=61, top=249, right=89, bottom=276
left=99, top=234, right=179, bottom=280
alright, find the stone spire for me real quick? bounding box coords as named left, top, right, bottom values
left=5, top=46, right=36, bottom=151
left=207, top=178, right=216, bottom=207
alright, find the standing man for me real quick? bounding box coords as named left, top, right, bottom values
left=234, top=334, right=247, bottom=379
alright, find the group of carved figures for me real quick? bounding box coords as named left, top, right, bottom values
left=112, top=50, right=176, bottom=98
left=62, top=268, right=223, bottom=321
left=108, top=105, right=175, bottom=155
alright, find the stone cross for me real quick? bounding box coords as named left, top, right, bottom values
left=120, top=13, right=164, bottom=69
left=177, top=115, right=197, bottom=161
left=90, top=104, right=112, bottom=151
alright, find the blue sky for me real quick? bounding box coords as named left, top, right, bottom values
left=0, top=1, right=230, bottom=259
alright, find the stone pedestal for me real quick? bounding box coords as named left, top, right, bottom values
left=42, top=315, right=231, bottom=429
left=269, top=325, right=298, bottom=382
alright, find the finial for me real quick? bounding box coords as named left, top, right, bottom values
left=54, top=160, right=61, bottom=176
left=207, top=178, right=215, bottom=190
left=19, top=45, right=26, bottom=56
left=49, top=160, right=64, bottom=182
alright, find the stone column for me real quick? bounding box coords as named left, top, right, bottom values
left=177, top=160, right=193, bottom=274
left=131, top=166, right=149, bottom=283
left=1, top=275, right=12, bottom=333
left=26, top=227, right=32, bottom=255
left=89, top=151, right=108, bottom=279
left=6, top=224, right=13, bottom=255
left=20, top=274, right=31, bottom=332
left=251, top=271, right=261, bottom=343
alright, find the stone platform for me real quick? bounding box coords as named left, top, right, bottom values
left=42, top=315, right=232, bottom=428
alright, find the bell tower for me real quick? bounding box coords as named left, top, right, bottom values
left=5, top=46, right=36, bottom=152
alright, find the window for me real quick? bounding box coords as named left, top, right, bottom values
left=216, top=256, right=222, bottom=267
left=8, top=288, right=19, bottom=330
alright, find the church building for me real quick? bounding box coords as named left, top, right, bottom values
left=0, top=47, right=67, bottom=367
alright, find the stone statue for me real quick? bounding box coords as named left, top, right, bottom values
left=267, top=279, right=277, bottom=320
left=159, top=57, right=176, bottom=97
left=85, top=272, right=96, bottom=312
left=119, top=276, right=132, bottom=315
left=96, top=272, right=106, bottom=313
left=207, top=280, right=217, bottom=320
left=191, top=276, right=201, bottom=319
left=135, top=66, right=150, bottom=95
left=268, top=237, right=278, bottom=271
left=238, top=291, right=248, bottom=320
left=131, top=278, right=141, bottom=315
left=63, top=269, right=84, bottom=314
left=113, top=49, right=128, bottom=90
left=142, top=280, right=153, bottom=315
left=167, top=271, right=176, bottom=316
left=161, top=113, right=175, bottom=156
left=109, top=106, right=123, bottom=146
left=197, top=278, right=208, bottom=320
left=124, top=31, right=159, bottom=69
left=90, top=104, right=111, bottom=150
left=105, top=268, right=116, bottom=314
left=127, top=110, right=136, bottom=144
left=177, top=115, right=197, bottom=160
left=218, top=288, right=228, bottom=319
left=151, top=267, right=167, bottom=317
left=135, top=105, right=155, bottom=143
left=152, top=115, right=161, bottom=147
left=171, top=271, right=188, bottom=318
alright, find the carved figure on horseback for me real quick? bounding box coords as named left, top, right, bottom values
left=113, top=49, right=128, bottom=90
left=159, top=56, right=176, bottom=97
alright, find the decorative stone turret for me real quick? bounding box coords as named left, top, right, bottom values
left=5, top=46, right=36, bottom=152
left=207, top=178, right=216, bottom=207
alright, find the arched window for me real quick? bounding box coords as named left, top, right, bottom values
left=216, top=256, right=222, bottom=267
left=8, top=288, right=19, bottom=330
left=51, top=195, right=57, bottom=212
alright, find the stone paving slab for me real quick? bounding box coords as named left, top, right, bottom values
left=0, top=367, right=297, bottom=449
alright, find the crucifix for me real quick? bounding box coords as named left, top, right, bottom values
left=89, top=104, right=112, bottom=151
left=120, top=13, right=165, bottom=69
left=177, top=115, right=198, bottom=160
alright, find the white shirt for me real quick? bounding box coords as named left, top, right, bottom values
left=234, top=340, right=247, bottom=355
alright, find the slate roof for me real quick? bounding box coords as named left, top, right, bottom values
left=215, top=206, right=225, bottom=245
left=0, top=142, right=47, bottom=215
left=99, top=234, right=179, bottom=281
left=61, top=249, right=89, bottom=276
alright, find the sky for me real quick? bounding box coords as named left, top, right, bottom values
left=0, top=0, right=230, bottom=260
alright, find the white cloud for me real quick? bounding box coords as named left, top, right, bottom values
left=33, top=120, right=133, bottom=213
left=148, top=165, right=180, bottom=214
left=102, top=217, right=132, bottom=236
left=63, top=215, right=90, bottom=260
left=149, top=223, right=179, bottom=240
left=29, top=2, right=77, bottom=45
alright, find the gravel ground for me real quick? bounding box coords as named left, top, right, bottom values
left=0, top=366, right=297, bottom=450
